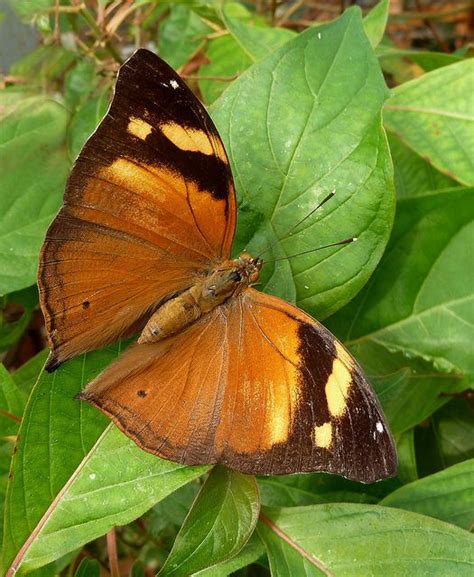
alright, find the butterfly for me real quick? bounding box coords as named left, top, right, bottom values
left=38, top=49, right=397, bottom=483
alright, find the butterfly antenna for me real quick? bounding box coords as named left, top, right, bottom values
left=263, top=237, right=357, bottom=264
left=256, top=190, right=336, bottom=258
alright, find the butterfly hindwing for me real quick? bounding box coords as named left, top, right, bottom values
left=79, top=289, right=396, bottom=482
left=38, top=49, right=236, bottom=370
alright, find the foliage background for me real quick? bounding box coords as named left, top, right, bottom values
left=0, top=1, right=473, bottom=576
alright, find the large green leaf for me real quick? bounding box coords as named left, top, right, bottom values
left=381, top=460, right=474, bottom=530
left=212, top=8, right=394, bottom=318
left=384, top=59, right=474, bottom=186
left=0, top=97, right=70, bottom=295
left=159, top=466, right=259, bottom=576
left=328, top=188, right=474, bottom=386
left=388, top=133, right=459, bottom=198
left=6, top=426, right=206, bottom=575
left=258, top=504, right=474, bottom=576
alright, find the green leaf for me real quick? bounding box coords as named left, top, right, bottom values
left=10, top=0, right=54, bottom=20
left=388, top=132, right=459, bottom=197
left=328, top=188, right=474, bottom=385
left=129, top=560, right=146, bottom=577
left=381, top=460, right=474, bottom=530
left=199, top=3, right=295, bottom=105
left=158, top=5, right=212, bottom=69
left=417, top=399, right=474, bottom=476
left=363, top=0, right=389, bottom=48
left=159, top=466, right=260, bottom=576
left=258, top=475, right=378, bottom=508
left=212, top=8, right=394, bottom=318
left=384, top=59, right=474, bottom=186
left=1, top=346, right=115, bottom=574
left=2, top=340, right=207, bottom=575
left=376, top=45, right=463, bottom=73
left=0, top=364, right=24, bottom=436
left=11, top=45, right=77, bottom=84
left=67, top=90, right=110, bottom=161
left=165, top=0, right=220, bottom=23
left=74, top=558, right=101, bottom=577
left=0, top=86, right=35, bottom=109
left=64, top=59, right=99, bottom=112
left=199, top=35, right=252, bottom=105
left=258, top=504, right=474, bottom=576
left=350, top=340, right=465, bottom=434
left=431, top=400, right=474, bottom=468
left=5, top=423, right=207, bottom=575
left=12, top=349, right=49, bottom=396
left=223, top=3, right=296, bottom=62
left=0, top=441, right=14, bottom=545
left=0, top=97, right=70, bottom=295
left=193, top=532, right=266, bottom=576
left=147, top=481, right=200, bottom=533
left=395, top=429, right=418, bottom=484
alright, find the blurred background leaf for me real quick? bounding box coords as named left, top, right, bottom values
left=0, top=97, right=70, bottom=295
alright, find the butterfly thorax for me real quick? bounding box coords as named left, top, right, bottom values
left=138, top=253, right=262, bottom=344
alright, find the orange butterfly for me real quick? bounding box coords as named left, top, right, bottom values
left=38, top=49, right=397, bottom=482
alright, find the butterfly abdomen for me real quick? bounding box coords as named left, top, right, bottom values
left=138, top=263, right=249, bottom=344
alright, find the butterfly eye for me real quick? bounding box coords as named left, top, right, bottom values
left=208, top=285, right=217, bottom=297
left=229, top=271, right=242, bottom=283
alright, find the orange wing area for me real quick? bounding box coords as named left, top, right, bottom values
left=80, top=289, right=397, bottom=482
left=38, top=49, right=236, bottom=369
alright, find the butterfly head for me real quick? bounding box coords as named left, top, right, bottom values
left=237, top=252, right=263, bottom=284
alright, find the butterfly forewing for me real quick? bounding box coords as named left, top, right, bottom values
left=38, top=49, right=236, bottom=370
left=80, top=289, right=396, bottom=482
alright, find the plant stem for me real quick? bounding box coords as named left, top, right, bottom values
left=107, top=527, right=120, bottom=577
left=79, top=6, right=123, bottom=64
